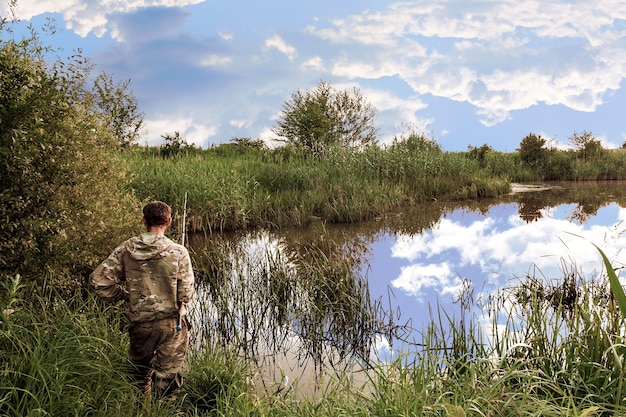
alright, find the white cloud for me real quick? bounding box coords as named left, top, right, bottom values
left=144, top=116, right=218, bottom=148
left=597, top=134, right=620, bottom=150
left=185, top=123, right=218, bottom=148
left=361, top=87, right=430, bottom=143
left=301, top=56, right=325, bottom=72
left=389, top=206, right=626, bottom=300
left=229, top=119, right=250, bottom=129
left=392, top=217, right=496, bottom=262
left=331, top=58, right=399, bottom=80
left=263, top=34, right=297, bottom=62
left=0, top=0, right=74, bottom=19
left=2, top=0, right=204, bottom=37
left=307, top=0, right=626, bottom=126
left=200, top=54, right=233, bottom=67
left=258, top=126, right=283, bottom=148
left=391, top=262, right=464, bottom=299
left=219, top=32, right=233, bottom=41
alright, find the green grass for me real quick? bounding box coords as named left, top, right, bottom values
left=8, top=135, right=626, bottom=415
left=124, top=141, right=626, bottom=236
left=124, top=142, right=512, bottom=233
left=5, top=249, right=626, bottom=416
left=0, top=276, right=135, bottom=417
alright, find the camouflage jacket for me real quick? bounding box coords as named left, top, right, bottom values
left=90, top=232, right=195, bottom=323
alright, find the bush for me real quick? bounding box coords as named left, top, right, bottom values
left=273, top=80, right=378, bottom=156
left=467, top=143, right=494, bottom=168
left=517, top=133, right=546, bottom=166
left=0, top=19, right=140, bottom=285
left=542, top=149, right=574, bottom=180
left=389, top=132, right=442, bottom=155
left=158, top=131, right=199, bottom=158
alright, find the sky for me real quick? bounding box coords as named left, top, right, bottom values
left=3, top=0, right=626, bottom=151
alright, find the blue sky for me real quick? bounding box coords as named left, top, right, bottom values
left=4, top=0, right=626, bottom=151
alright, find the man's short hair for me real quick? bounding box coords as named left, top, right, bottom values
left=143, top=201, right=172, bottom=227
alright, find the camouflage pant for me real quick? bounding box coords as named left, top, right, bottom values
left=127, top=316, right=189, bottom=397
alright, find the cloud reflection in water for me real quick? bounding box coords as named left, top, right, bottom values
left=380, top=203, right=626, bottom=322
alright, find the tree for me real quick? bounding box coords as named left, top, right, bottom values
left=91, top=73, right=145, bottom=147
left=0, top=16, right=139, bottom=284
left=518, top=133, right=546, bottom=165
left=569, top=130, right=602, bottom=159
left=159, top=131, right=196, bottom=158
left=273, top=80, right=378, bottom=156
left=467, top=144, right=494, bottom=168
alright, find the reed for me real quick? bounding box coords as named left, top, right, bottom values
left=0, top=274, right=269, bottom=417
left=361, top=265, right=626, bottom=416
left=125, top=141, right=514, bottom=234
left=4, top=255, right=626, bottom=415
left=187, top=232, right=626, bottom=415
left=188, top=229, right=386, bottom=377
left=0, top=276, right=136, bottom=417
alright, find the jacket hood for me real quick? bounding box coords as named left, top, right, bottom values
left=126, top=232, right=173, bottom=261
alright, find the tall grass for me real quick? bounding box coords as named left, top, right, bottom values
left=0, top=275, right=136, bottom=416
left=521, top=148, right=626, bottom=182
left=125, top=139, right=512, bottom=233
left=188, top=229, right=387, bottom=378
left=115, top=140, right=626, bottom=240
left=363, top=265, right=626, bottom=416
left=0, top=275, right=261, bottom=417
left=4, top=255, right=626, bottom=415
left=185, top=232, right=626, bottom=415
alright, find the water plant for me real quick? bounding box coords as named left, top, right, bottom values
left=125, top=137, right=513, bottom=234
left=594, top=244, right=626, bottom=319
left=4, top=251, right=626, bottom=415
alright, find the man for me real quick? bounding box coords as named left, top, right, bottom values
left=90, top=201, right=195, bottom=398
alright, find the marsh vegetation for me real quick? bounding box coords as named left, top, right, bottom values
left=6, top=11, right=626, bottom=416
left=4, top=248, right=626, bottom=416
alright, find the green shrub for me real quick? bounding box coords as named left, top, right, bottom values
left=518, top=133, right=546, bottom=166
left=542, top=149, right=574, bottom=180
left=0, top=19, right=140, bottom=285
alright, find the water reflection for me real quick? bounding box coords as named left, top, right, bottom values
left=187, top=181, right=626, bottom=391
left=186, top=224, right=389, bottom=386
left=373, top=181, right=626, bottom=355
left=389, top=183, right=626, bottom=295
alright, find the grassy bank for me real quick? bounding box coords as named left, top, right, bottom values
left=125, top=136, right=626, bottom=235
left=126, top=137, right=513, bottom=233
left=7, top=126, right=626, bottom=415
left=4, top=263, right=626, bottom=416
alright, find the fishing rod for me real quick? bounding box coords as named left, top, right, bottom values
left=177, top=192, right=188, bottom=332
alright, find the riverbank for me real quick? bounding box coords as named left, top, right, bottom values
left=125, top=140, right=626, bottom=236
left=3, top=265, right=625, bottom=416
left=125, top=141, right=513, bottom=234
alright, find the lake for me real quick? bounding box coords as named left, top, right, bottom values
left=186, top=180, right=626, bottom=394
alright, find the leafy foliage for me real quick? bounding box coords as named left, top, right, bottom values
left=570, top=130, right=602, bottom=159
left=517, top=132, right=546, bottom=165
left=593, top=243, right=626, bottom=320
left=389, top=132, right=442, bottom=154
left=91, top=73, right=145, bottom=147
left=158, top=131, right=198, bottom=158
left=273, top=80, right=378, bottom=156
left=467, top=143, right=494, bottom=168
left=211, top=137, right=268, bottom=157
left=0, top=17, right=140, bottom=284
